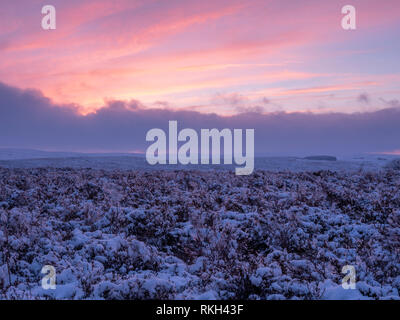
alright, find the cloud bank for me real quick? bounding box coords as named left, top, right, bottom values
left=1, top=82, right=400, bottom=156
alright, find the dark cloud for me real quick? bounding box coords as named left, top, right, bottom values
left=381, top=98, right=400, bottom=108
left=213, top=92, right=247, bottom=106
left=358, top=93, right=370, bottom=104
left=262, top=97, right=271, bottom=104
left=153, top=101, right=170, bottom=108
left=235, top=105, right=265, bottom=114
left=1, top=82, right=400, bottom=156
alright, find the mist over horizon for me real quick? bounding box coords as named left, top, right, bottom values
left=0, top=82, right=399, bottom=157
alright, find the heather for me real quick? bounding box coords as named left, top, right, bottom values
left=0, top=168, right=399, bottom=299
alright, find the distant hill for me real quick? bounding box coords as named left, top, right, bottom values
left=304, top=155, right=337, bottom=161
left=0, top=148, right=144, bottom=161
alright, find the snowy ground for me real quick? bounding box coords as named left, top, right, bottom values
left=0, top=147, right=396, bottom=172
left=0, top=168, right=399, bottom=300
left=0, top=155, right=393, bottom=172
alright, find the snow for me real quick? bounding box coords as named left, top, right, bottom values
left=0, top=151, right=396, bottom=172
left=0, top=167, right=399, bottom=300
left=320, top=280, right=369, bottom=300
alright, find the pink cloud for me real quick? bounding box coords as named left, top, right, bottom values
left=0, top=0, right=399, bottom=114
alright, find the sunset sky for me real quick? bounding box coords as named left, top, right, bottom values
left=0, top=0, right=400, bottom=155
left=1, top=0, right=399, bottom=114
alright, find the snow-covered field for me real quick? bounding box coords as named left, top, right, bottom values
left=0, top=155, right=392, bottom=172
left=0, top=167, right=399, bottom=300
left=0, top=147, right=395, bottom=172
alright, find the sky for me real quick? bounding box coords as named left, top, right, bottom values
left=0, top=0, right=400, bottom=155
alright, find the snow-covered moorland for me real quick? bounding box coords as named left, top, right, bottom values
left=0, top=168, right=399, bottom=300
